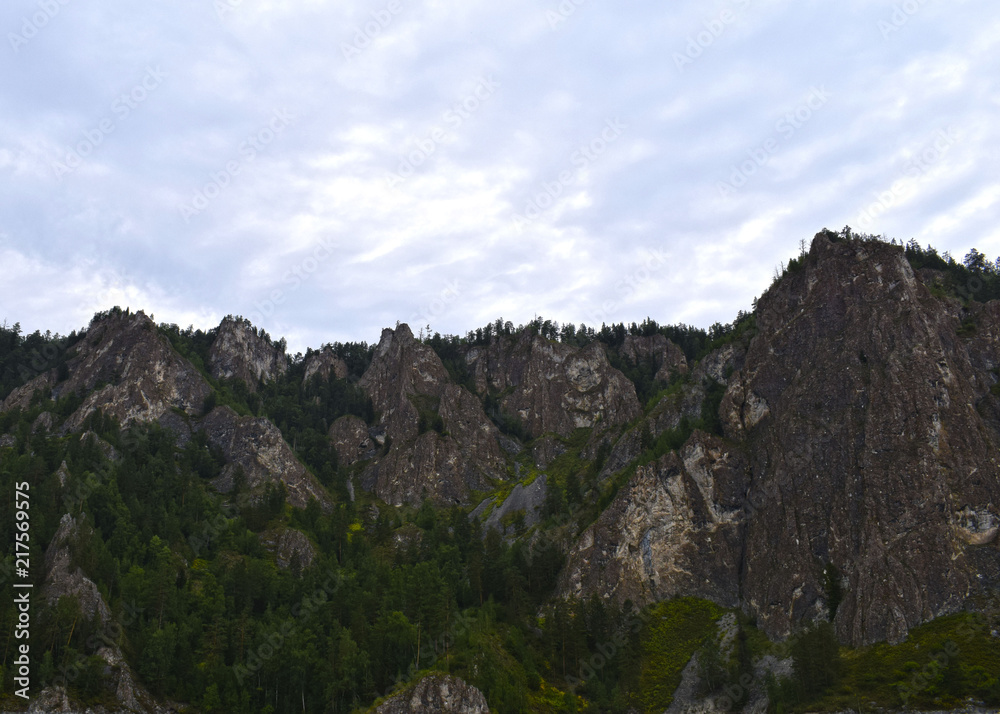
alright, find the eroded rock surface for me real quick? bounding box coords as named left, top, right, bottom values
left=208, top=315, right=287, bottom=390
left=373, top=675, right=489, bottom=714
left=2, top=310, right=210, bottom=431
left=358, top=325, right=506, bottom=506
left=560, top=432, right=747, bottom=608
left=201, top=406, right=331, bottom=510
left=303, top=346, right=349, bottom=383
left=466, top=332, right=641, bottom=439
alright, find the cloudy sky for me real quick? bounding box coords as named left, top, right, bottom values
left=1, top=0, right=998, bottom=352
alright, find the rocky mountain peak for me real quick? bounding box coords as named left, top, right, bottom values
left=353, top=324, right=506, bottom=506
left=208, top=315, right=287, bottom=391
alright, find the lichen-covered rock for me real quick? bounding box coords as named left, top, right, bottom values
left=328, top=414, right=377, bottom=466
left=559, top=432, right=747, bottom=608
left=466, top=332, right=641, bottom=439
left=200, top=406, right=331, bottom=511
left=358, top=325, right=506, bottom=506
left=619, top=333, right=689, bottom=381
left=260, top=527, right=317, bottom=570
left=43, top=514, right=112, bottom=626
left=2, top=310, right=211, bottom=432
left=726, top=232, right=1000, bottom=646
left=532, top=434, right=566, bottom=468
left=208, top=315, right=287, bottom=391
left=374, top=675, right=489, bottom=714
left=473, top=474, right=548, bottom=536
left=32, top=410, right=56, bottom=433
left=303, top=346, right=349, bottom=383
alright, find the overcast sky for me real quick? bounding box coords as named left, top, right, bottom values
left=1, top=0, right=998, bottom=353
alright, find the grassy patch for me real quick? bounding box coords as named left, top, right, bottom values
left=638, top=598, right=724, bottom=712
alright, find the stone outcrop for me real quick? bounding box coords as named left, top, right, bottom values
left=560, top=432, right=748, bottom=608
left=208, top=315, right=287, bottom=391
left=357, top=325, right=506, bottom=506
left=471, top=474, right=548, bottom=536
left=43, top=514, right=112, bottom=626
left=303, top=346, right=349, bottom=383
left=201, top=406, right=331, bottom=511
left=36, top=515, right=175, bottom=714
left=1, top=310, right=210, bottom=431
left=328, top=414, right=379, bottom=466
left=373, top=675, right=489, bottom=714
left=466, top=332, right=641, bottom=439
left=260, top=527, right=317, bottom=570
left=619, top=333, right=689, bottom=381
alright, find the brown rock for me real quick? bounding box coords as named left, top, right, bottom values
left=328, top=414, right=377, bottom=466
left=3, top=310, right=210, bottom=432
left=727, top=232, right=1000, bottom=645
left=358, top=325, right=506, bottom=506
left=620, top=333, right=689, bottom=381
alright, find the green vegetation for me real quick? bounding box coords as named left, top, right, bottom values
left=639, top=598, right=723, bottom=711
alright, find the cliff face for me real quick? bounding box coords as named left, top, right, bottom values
left=560, top=431, right=748, bottom=609
left=201, top=406, right=331, bottom=510
left=726, top=233, right=1000, bottom=646
left=466, top=332, right=641, bottom=439
left=303, top=346, right=349, bottom=383
left=2, top=310, right=210, bottom=430
left=357, top=325, right=507, bottom=506
left=208, top=315, right=287, bottom=390
left=562, top=233, right=1000, bottom=647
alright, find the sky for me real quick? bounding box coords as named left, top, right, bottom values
left=1, top=0, right=999, bottom=353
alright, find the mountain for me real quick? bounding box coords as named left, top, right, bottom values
left=1, top=229, right=998, bottom=713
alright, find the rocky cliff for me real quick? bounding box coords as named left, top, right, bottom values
left=1, top=309, right=209, bottom=430
left=201, top=405, right=331, bottom=510
left=560, top=431, right=747, bottom=609
left=356, top=325, right=507, bottom=505
left=727, top=232, right=1000, bottom=646
left=466, top=332, right=642, bottom=439
left=207, top=315, right=287, bottom=390
left=563, top=232, right=1000, bottom=646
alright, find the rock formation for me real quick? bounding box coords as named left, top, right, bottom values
left=373, top=675, right=490, bottom=713
left=207, top=315, right=287, bottom=390
left=201, top=406, right=331, bottom=510
left=466, top=332, right=641, bottom=439
left=357, top=325, right=507, bottom=506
